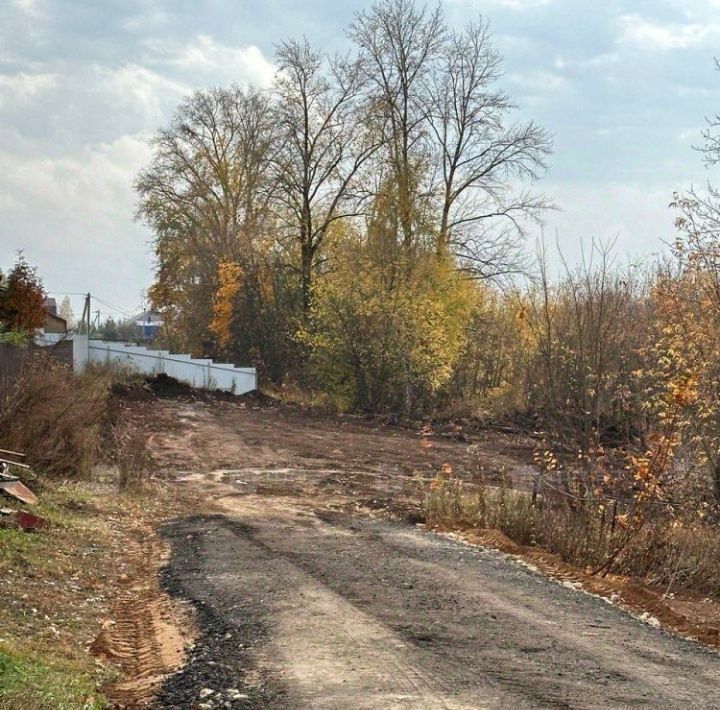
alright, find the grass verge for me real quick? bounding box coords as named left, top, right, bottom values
left=0, top=646, right=104, bottom=710
left=0, top=481, right=192, bottom=709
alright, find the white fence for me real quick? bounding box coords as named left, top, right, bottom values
left=34, top=334, right=257, bottom=395
left=80, top=338, right=256, bottom=395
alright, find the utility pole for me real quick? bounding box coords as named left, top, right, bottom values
left=78, top=293, right=91, bottom=334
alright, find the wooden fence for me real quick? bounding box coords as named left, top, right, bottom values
left=0, top=341, right=73, bottom=386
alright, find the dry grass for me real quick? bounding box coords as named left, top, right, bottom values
left=0, top=359, right=188, bottom=707
left=0, top=354, right=152, bottom=488
left=0, top=352, right=109, bottom=478
left=103, top=398, right=152, bottom=490
left=264, top=381, right=347, bottom=413
left=423, top=476, right=720, bottom=597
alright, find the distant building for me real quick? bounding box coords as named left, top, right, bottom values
left=134, top=310, right=163, bottom=341
left=42, top=298, right=68, bottom=335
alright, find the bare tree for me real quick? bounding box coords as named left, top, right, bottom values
left=697, top=58, right=720, bottom=168
left=272, top=38, right=381, bottom=314
left=350, top=0, right=446, bottom=248
left=524, top=239, right=646, bottom=455
left=427, top=20, right=553, bottom=276
left=58, top=296, right=74, bottom=328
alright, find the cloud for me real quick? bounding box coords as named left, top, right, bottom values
left=554, top=53, right=620, bottom=71
left=11, top=0, right=45, bottom=19
left=0, top=71, right=57, bottom=106
left=3, top=133, right=149, bottom=220
left=508, top=70, right=567, bottom=91
left=0, top=35, right=275, bottom=145
left=618, top=13, right=720, bottom=51
left=483, top=0, right=551, bottom=6
left=679, top=126, right=703, bottom=142
left=144, top=35, right=277, bottom=87
left=2, top=0, right=49, bottom=47
left=0, top=62, right=187, bottom=148
left=504, top=68, right=569, bottom=113
left=121, top=3, right=168, bottom=33
left=97, top=64, right=187, bottom=125
left=0, top=131, right=154, bottom=310
left=446, top=0, right=552, bottom=8
left=0, top=29, right=276, bottom=309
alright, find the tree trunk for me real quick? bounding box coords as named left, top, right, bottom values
left=438, top=199, right=451, bottom=255
left=713, top=461, right=720, bottom=505
left=301, top=242, right=313, bottom=316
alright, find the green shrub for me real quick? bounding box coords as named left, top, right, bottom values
left=0, top=328, right=29, bottom=346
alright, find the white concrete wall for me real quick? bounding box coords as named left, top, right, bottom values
left=73, top=335, right=89, bottom=373
left=87, top=340, right=256, bottom=395
left=35, top=331, right=65, bottom=344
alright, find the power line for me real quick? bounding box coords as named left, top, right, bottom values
left=47, top=291, right=141, bottom=319
left=92, top=296, right=138, bottom=318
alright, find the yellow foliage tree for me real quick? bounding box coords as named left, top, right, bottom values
left=209, top=262, right=243, bottom=350
left=301, top=236, right=477, bottom=415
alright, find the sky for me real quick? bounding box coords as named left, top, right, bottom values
left=1, top=0, right=720, bottom=319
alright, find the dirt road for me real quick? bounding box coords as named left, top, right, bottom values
left=126, top=396, right=720, bottom=708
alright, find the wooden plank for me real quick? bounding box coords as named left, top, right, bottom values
left=0, top=448, right=26, bottom=458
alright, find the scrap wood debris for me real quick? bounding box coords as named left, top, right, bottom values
left=0, top=449, right=46, bottom=531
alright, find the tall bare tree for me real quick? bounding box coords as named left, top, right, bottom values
left=272, top=38, right=381, bottom=314
left=350, top=0, right=446, bottom=248
left=427, top=20, right=552, bottom=276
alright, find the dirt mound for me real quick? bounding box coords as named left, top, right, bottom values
left=112, top=373, right=279, bottom=407
left=207, top=387, right=277, bottom=406
left=234, top=388, right=277, bottom=406
left=146, top=373, right=197, bottom=399
left=111, top=373, right=203, bottom=400
left=110, top=379, right=155, bottom=402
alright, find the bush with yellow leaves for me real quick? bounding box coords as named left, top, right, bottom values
left=300, top=237, right=476, bottom=416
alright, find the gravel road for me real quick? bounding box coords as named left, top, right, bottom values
left=116, top=397, right=720, bottom=708
left=156, top=493, right=720, bottom=709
